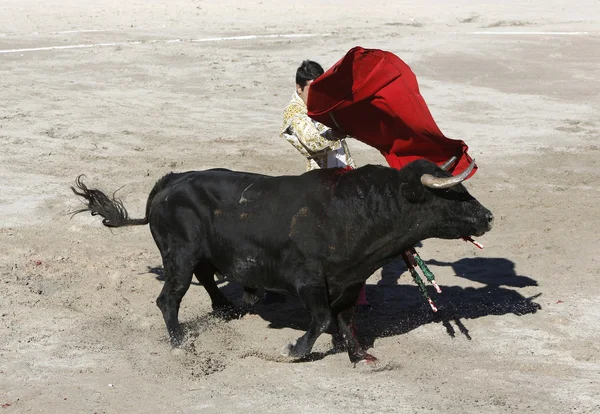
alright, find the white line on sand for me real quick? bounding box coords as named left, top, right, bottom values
left=53, top=29, right=119, bottom=34
left=2, top=26, right=170, bottom=37
left=469, top=31, right=590, bottom=35
left=0, top=42, right=141, bottom=54
left=0, top=33, right=331, bottom=54
left=191, top=33, right=328, bottom=42
left=48, top=27, right=168, bottom=35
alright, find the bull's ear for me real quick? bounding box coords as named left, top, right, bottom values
left=401, top=182, right=427, bottom=203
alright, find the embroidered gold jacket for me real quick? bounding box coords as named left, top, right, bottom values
left=280, top=92, right=355, bottom=171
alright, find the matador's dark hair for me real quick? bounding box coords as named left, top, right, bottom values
left=295, top=60, right=324, bottom=89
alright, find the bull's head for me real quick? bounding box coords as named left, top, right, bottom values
left=399, top=158, right=494, bottom=240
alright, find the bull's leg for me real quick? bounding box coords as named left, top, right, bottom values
left=194, top=262, right=243, bottom=320
left=156, top=252, right=194, bottom=347
left=283, top=285, right=332, bottom=359
left=193, top=263, right=233, bottom=309
left=336, top=308, right=377, bottom=364
left=330, top=326, right=346, bottom=352
left=331, top=283, right=377, bottom=364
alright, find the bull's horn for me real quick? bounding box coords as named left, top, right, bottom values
left=421, top=159, right=476, bottom=189
left=439, top=156, right=457, bottom=171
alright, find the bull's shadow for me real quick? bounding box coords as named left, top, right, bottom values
left=146, top=257, right=541, bottom=357
left=217, top=256, right=541, bottom=352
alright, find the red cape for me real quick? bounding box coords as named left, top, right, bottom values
left=307, top=46, right=476, bottom=176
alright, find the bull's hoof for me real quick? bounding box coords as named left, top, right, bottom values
left=281, top=342, right=295, bottom=357
left=281, top=341, right=311, bottom=359
left=362, top=353, right=379, bottom=364
left=168, top=329, right=185, bottom=348
left=354, top=353, right=379, bottom=367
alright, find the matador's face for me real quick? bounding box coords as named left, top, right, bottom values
left=296, top=79, right=314, bottom=105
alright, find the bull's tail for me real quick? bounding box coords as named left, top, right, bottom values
left=71, top=175, right=148, bottom=228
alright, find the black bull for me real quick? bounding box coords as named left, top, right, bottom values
left=72, top=159, right=493, bottom=364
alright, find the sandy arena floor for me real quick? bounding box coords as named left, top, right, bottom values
left=1, top=1, right=599, bottom=412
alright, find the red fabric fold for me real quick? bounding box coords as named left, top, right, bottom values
left=307, top=46, right=476, bottom=177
